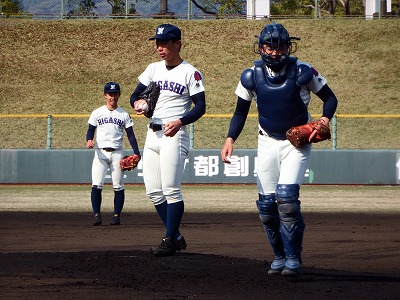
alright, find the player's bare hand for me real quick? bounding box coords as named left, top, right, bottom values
left=134, top=99, right=148, bottom=115
left=164, top=120, right=182, bottom=137
left=221, top=138, right=234, bottom=164
left=309, top=117, right=329, bottom=142
left=86, top=140, right=94, bottom=149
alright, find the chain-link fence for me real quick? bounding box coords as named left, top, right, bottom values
left=7, top=0, right=399, bottom=20
left=15, top=0, right=236, bottom=19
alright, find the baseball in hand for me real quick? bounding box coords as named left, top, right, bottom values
left=138, top=102, right=149, bottom=112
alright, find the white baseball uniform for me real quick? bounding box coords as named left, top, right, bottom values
left=138, top=60, right=205, bottom=205
left=88, top=105, right=134, bottom=190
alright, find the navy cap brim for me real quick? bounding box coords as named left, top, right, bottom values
left=149, top=35, right=180, bottom=41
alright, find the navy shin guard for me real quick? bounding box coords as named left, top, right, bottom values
left=276, top=184, right=305, bottom=261
left=256, top=194, right=285, bottom=259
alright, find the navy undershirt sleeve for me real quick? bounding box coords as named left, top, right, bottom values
left=180, top=91, right=206, bottom=126
left=130, top=82, right=147, bottom=108
left=86, top=124, right=96, bottom=141
left=227, top=97, right=251, bottom=141
left=316, top=84, right=338, bottom=120
left=125, top=126, right=140, bottom=155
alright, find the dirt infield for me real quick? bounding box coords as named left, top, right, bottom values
left=0, top=186, right=400, bottom=299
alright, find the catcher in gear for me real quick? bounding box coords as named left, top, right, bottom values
left=86, top=82, right=141, bottom=226
left=221, top=22, right=338, bottom=276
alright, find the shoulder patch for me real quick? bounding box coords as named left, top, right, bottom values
left=194, top=71, right=202, bottom=81
left=311, top=67, right=319, bottom=76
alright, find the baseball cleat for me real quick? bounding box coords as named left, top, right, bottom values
left=268, top=257, right=286, bottom=276
left=151, top=237, right=176, bottom=256
left=110, top=214, right=120, bottom=225
left=173, top=235, right=187, bottom=251
left=93, top=213, right=102, bottom=226
left=281, top=258, right=301, bottom=276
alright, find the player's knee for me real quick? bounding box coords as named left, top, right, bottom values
left=275, top=184, right=299, bottom=201
left=147, top=190, right=166, bottom=206
left=256, top=194, right=279, bottom=226
left=164, top=188, right=183, bottom=203
left=275, top=184, right=302, bottom=221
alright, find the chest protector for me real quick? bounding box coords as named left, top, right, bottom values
left=240, top=57, right=312, bottom=140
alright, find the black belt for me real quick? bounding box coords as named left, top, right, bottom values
left=149, top=123, right=163, bottom=132
left=259, top=130, right=286, bottom=140
left=102, top=148, right=116, bottom=152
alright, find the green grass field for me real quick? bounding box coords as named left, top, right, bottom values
left=0, top=19, right=399, bottom=149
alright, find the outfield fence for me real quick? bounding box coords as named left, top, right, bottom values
left=1, top=113, right=400, bottom=150
left=2, top=0, right=399, bottom=20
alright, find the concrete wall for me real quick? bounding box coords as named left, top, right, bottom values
left=1, top=149, right=399, bottom=184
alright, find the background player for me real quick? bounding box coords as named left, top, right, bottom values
left=221, top=23, right=338, bottom=276
left=86, top=82, right=140, bottom=226
left=130, top=24, right=206, bottom=256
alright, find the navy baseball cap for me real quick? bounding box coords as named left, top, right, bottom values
left=149, top=24, right=181, bottom=41
left=104, top=82, right=121, bottom=94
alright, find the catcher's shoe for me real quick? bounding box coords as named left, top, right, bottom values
left=110, top=214, right=120, bottom=225
left=174, top=235, right=187, bottom=251
left=93, top=213, right=102, bottom=226
left=151, top=237, right=176, bottom=257
left=281, top=258, right=301, bottom=276
left=267, top=257, right=286, bottom=276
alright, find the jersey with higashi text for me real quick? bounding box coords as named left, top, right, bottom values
left=138, top=60, right=205, bottom=124
left=88, top=105, right=133, bottom=149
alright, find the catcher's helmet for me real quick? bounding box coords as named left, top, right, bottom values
left=257, top=22, right=299, bottom=71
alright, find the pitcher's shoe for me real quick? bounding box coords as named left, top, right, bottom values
left=151, top=235, right=187, bottom=252
left=281, top=258, right=301, bottom=276
left=110, top=214, right=120, bottom=225
left=151, top=237, right=176, bottom=256
left=93, top=213, right=102, bottom=226
left=174, top=235, right=187, bottom=251
left=267, top=257, right=286, bottom=275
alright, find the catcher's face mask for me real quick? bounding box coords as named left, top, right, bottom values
left=255, top=22, right=299, bottom=71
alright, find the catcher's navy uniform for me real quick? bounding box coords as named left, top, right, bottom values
left=221, top=23, right=338, bottom=276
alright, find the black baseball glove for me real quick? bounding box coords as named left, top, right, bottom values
left=139, top=81, right=160, bottom=118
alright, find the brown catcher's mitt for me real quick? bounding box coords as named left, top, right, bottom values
left=120, top=154, right=141, bottom=171
left=286, top=121, right=331, bottom=148
left=139, top=81, right=160, bottom=118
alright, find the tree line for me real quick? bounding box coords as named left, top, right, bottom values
left=1, top=0, right=399, bottom=17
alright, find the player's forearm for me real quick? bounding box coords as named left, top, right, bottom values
left=130, top=82, right=147, bottom=107
left=316, top=85, right=338, bottom=120
left=227, top=97, right=251, bottom=140
left=227, top=113, right=247, bottom=141
left=86, top=124, right=96, bottom=141
left=180, top=92, right=206, bottom=126
left=126, top=127, right=140, bottom=155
